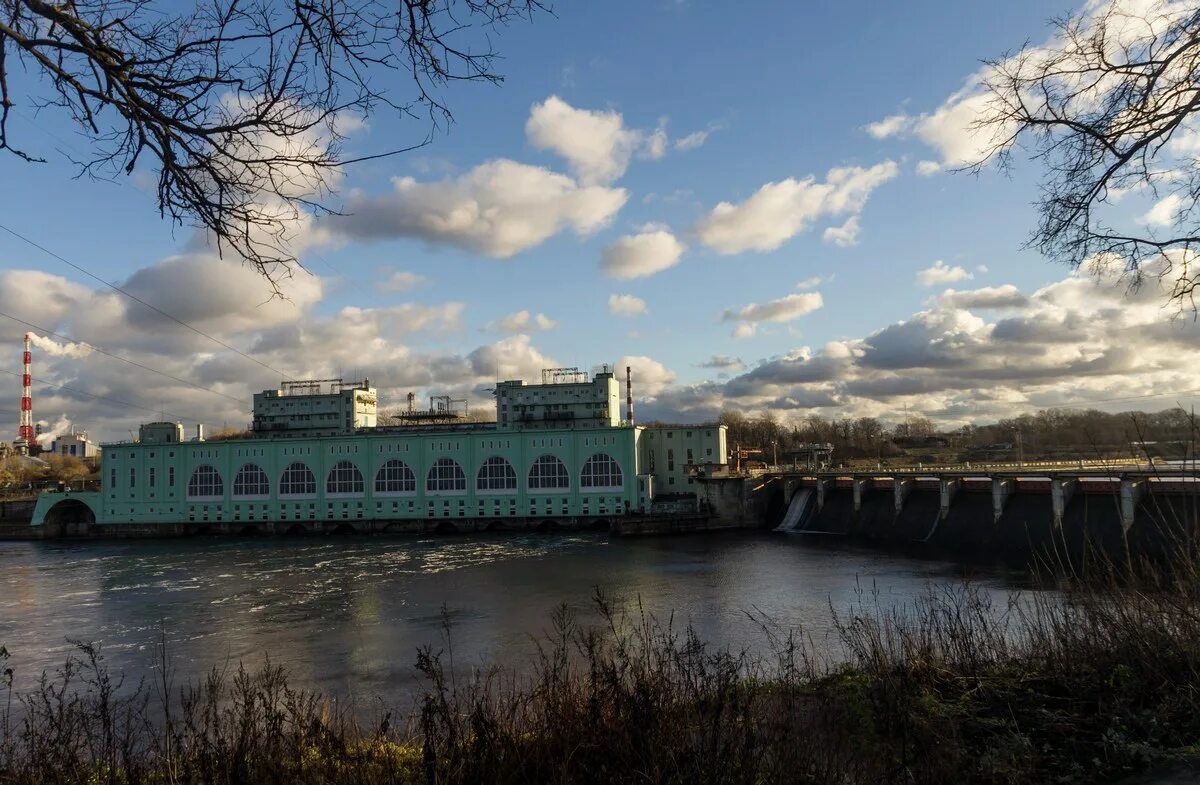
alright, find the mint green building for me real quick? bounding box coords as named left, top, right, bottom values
left=32, top=369, right=727, bottom=534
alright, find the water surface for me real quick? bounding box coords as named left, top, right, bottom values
left=0, top=532, right=1030, bottom=711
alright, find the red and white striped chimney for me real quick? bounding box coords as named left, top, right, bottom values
left=18, top=332, right=33, bottom=446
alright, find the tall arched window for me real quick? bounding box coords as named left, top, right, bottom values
left=426, top=458, right=466, bottom=493
left=232, top=463, right=270, bottom=498
left=375, top=460, right=416, bottom=495
left=279, top=462, right=316, bottom=496
left=186, top=464, right=224, bottom=499
left=476, top=456, right=516, bottom=492
left=326, top=460, right=364, bottom=495
left=581, top=453, right=623, bottom=489
left=528, top=454, right=569, bottom=489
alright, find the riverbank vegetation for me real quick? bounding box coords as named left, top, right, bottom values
left=717, top=405, right=1196, bottom=465
left=3, top=549, right=1200, bottom=785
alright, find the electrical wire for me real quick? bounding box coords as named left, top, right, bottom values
left=0, top=221, right=293, bottom=380
left=0, top=368, right=196, bottom=422
left=0, top=311, right=250, bottom=408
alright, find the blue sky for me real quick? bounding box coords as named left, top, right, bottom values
left=3, top=0, right=1197, bottom=444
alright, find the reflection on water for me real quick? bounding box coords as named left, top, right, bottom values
left=0, top=533, right=1031, bottom=710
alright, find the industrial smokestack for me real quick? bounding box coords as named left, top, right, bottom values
left=626, top=366, right=634, bottom=425
left=18, top=333, right=33, bottom=449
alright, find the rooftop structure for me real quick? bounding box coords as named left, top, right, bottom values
left=253, top=379, right=377, bottom=438
left=494, top=367, right=621, bottom=430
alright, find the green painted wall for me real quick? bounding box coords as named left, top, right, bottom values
left=91, top=425, right=643, bottom=525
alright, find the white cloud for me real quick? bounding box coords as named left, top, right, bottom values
left=616, top=355, right=677, bottom=396
left=732, top=322, right=757, bottom=339
left=642, top=121, right=669, bottom=160
left=486, top=310, right=558, bottom=333
left=935, top=285, right=1029, bottom=310
left=608, top=293, right=647, bottom=316
left=526, top=96, right=643, bottom=184
left=698, top=355, right=746, bottom=371
left=1143, top=193, right=1183, bottom=226
left=917, top=260, right=973, bottom=286
left=674, top=129, right=710, bottom=151
left=721, top=292, right=824, bottom=323
left=380, top=270, right=430, bottom=292
left=916, top=160, right=941, bottom=176
left=335, top=159, right=627, bottom=258
left=694, top=161, right=898, bottom=254
left=600, top=229, right=685, bottom=279
left=864, top=114, right=912, bottom=139
left=822, top=215, right=861, bottom=247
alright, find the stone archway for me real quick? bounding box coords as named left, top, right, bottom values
left=42, top=498, right=97, bottom=527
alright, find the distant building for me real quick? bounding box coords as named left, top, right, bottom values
left=49, top=430, right=101, bottom=460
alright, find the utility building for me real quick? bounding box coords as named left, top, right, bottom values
left=252, top=379, right=377, bottom=437
left=494, top=368, right=621, bottom=430
left=32, top=367, right=728, bottom=532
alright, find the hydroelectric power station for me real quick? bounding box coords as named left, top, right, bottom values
left=31, top=367, right=729, bottom=536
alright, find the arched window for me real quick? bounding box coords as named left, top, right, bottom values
left=186, top=464, right=223, bottom=499
left=426, top=458, right=466, bottom=493
left=375, top=460, right=416, bottom=495
left=326, top=460, right=364, bottom=495
left=279, top=462, right=316, bottom=496
left=232, top=463, right=270, bottom=497
left=528, top=454, right=569, bottom=489
left=476, top=456, right=516, bottom=492
left=581, top=453, right=623, bottom=489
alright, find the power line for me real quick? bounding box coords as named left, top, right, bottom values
left=0, top=222, right=293, bottom=380
left=0, top=368, right=196, bottom=422
left=0, top=311, right=250, bottom=409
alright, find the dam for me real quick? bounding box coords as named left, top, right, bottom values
left=703, top=465, right=1200, bottom=564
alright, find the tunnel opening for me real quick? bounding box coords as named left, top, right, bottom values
left=42, top=499, right=96, bottom=528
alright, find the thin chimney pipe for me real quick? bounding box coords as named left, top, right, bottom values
left=626, top=366, right=634, bottom=425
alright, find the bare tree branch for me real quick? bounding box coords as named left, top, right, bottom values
left=0, top=0, right=547, bottom=287
left=967, top=3, right=1200, bottom=312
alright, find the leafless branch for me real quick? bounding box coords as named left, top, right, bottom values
left=0, top=0, right=546, bottom=287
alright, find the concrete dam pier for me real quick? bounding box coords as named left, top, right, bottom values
left=703, top=468, right=1200, bottom=564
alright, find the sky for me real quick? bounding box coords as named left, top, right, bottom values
left=2, top=0, right=1199, bottom=446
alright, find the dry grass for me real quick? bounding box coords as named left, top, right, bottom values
left=2, top=554, right=1200, bottom=785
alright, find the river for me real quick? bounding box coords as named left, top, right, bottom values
left=0, top=532, right=1034, bottom=714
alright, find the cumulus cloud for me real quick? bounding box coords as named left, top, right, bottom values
left=935, top=285, right=1029, bottom=310
left=646, top=261, right=1200, bottom=427
left=674, top=129, right=711, bottom=151
left=525, top=97, right=712, bottom=182
left=334, top=159, right=627, bottom=258
left=600, top=229, right=685, bottom=279
left=698, top=355, right=746, bottom=372
left=380, top=271, right=430, bottom=292
left=864, top=114, right=912, bottom=139
left=608, top=293, right=647, bottom=316
left=732, top=322, right=757, bottom=339
left=917, top=260, right=973, bottom=286
left=616, top=355, right=676, bottom=396
left=1143, top=193, right=1183, bottom=226
left=485, top=310, right=558, bottom=333
left=694, top=161, right=898, bottom=254
left=822, top=215, right=860, bottom=247
left=916, top=160, right=941, bottom=176
left=721, top=292, right=824, bottom=323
